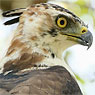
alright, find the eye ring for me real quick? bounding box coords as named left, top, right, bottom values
left=56, top=17, right=67, bottom=28
left=81, top=27, right=88, bottom=34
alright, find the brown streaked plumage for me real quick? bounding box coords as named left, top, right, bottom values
left=3, top=53, right=45, bottom=73
left=0, top=3, right=93, bottom=95
left=0, top=66, right=82, bottom=95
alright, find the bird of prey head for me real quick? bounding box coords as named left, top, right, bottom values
left=0, top=3, right=93, bottom=74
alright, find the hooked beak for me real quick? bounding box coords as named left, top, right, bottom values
left=60, top=30, right=93, bottom=49
left=78, top=31, right=93, bottom=49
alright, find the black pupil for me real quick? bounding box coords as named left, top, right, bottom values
left=60, top=20, right=64, bottom=25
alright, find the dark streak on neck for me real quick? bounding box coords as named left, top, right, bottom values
left=48, top=29, right=58, bottom=37
left=51, top=53, right=55, bottom=58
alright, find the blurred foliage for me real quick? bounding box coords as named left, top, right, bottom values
left=0, top=0, right=48, bottom=11
left=75, top=74, right=85, bottom=84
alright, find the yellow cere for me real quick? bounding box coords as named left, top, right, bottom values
left=57, top=17, right=67, bottom=28
left=80, top=27, right=88, bottom=34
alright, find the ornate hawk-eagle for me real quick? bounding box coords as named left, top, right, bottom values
left=0, top=3, right=93, bottom=95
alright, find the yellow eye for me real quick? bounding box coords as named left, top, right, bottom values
left=57, top=17, right=67, bottom=28
left=80, top=27, right=88, bottom=34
